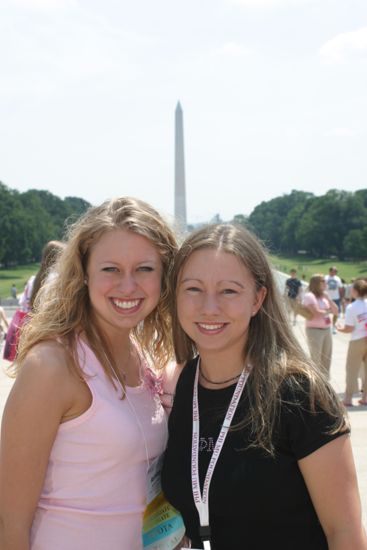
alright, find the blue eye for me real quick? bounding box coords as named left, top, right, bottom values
left=102, top=266, right=118, bottom=273
left=138, top=266, right=154, bottom=272
left=186, top=286, right=201, bottom=292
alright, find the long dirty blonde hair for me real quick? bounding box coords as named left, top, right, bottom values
left=171, top=224, right=348, bottom=454
left=29, top=240, right=65, bottom=310
left=15, top=197, right=178, bottom=382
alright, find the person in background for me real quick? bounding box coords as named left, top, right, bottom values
left=162, top=224, right=366, bottom=550
left=3, top=241, right=65, bottom=363
left=0, top=197, right=177, bottom=550
left=10, top=284, right=17, bottom=300
left=344, top=278, right=356, bottom=308
left=302, top=274, right=338, bottom=379
left=18, top=276, right=36, bottom=314
left=325, top=266, right=343, bottom=334
left=0, top=306, right=9, bottom=344
left=337, top=279, right=367, bottom=407
left=340, top=278, right=347, bottom=315
left=285, top=268, right=302, bottom=325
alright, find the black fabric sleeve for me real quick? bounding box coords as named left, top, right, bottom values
left=279, top=379, right=350, bottom=460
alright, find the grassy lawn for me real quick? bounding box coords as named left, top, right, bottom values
left=0, top=264, right=39, bottom=300
left=270, top=254, right=367, bottom=282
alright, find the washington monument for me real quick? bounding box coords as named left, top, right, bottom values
left=174, top=101, right=187, bottom=230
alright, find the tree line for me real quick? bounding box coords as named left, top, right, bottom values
left=232, top=189, right=367, bottom=260
left=1, top=182, right=366, bottom=265
left=0, top=182, right=91, bottom=266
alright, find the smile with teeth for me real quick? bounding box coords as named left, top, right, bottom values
left=112, top=298, right=141, bottom=311
left=197, top=323, right=226, bottom=331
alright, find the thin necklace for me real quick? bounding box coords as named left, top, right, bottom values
left=102, top=346, right=151, bottom=468
left=101, top=342, right=136, bottom=393
left=199, top=365, right=242, bottom=385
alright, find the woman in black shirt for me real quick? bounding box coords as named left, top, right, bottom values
left=162, top=223, right=366, bottom=550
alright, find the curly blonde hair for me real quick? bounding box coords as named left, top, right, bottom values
left=29, top=240, right=65, bottom=310
left=15, top=197, right=178, bottom=383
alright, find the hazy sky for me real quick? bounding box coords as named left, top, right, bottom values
left=1, top=0, right=366, bottom=224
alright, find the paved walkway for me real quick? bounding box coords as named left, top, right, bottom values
left=0, top=308, right=366, bottom=526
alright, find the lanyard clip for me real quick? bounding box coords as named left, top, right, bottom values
left=199, top=524, right=211, bottom=541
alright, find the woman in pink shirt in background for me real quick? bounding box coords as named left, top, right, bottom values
left=0, top=197, right=177, bottom=550
left=303, top=274, right=338, bottom=379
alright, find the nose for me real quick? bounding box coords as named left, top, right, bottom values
left=201, top=292, right=220, bottom=315
left=116, top=273, right=138, bottom=294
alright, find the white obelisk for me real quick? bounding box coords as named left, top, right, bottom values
left=174, top=101, right=187, bottom=230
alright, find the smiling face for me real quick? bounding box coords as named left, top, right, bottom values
left=86, top=229, right=162, bottom=339
left=176, top=248, right=266, bottom=361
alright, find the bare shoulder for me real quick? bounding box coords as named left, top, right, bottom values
left=19, top=340, right=71, bottom=380
left=9, top=341, right=77, bottom=413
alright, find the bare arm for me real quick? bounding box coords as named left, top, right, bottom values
left=161, top=362, right=184, bottom=414
left=305, top=293, right=338, bottom=317
left=326, top=295, right=339, bottom=316
left=0, top=343, right=78, bottom=549
left=336, top=324, right=354, bottom=334
left=0, top=308, right=9, bottom=329
left=299, top=435, right=367, bottom=550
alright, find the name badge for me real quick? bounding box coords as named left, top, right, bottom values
left=143, top=454, right=186, bottom=549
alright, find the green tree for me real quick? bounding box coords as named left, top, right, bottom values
left=64, top=196, right=91, bottom=221
left=249, top=190, right=313, bottom=252
left=0, top=182, right=91, bottom=265
left=343, top=229, right=367, bottom=259
left=231, top=214, right=249, bottom=227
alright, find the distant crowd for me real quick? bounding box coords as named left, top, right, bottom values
left=284, top=266, right=367, bottom=407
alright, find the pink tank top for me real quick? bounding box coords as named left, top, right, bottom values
left=303, top=292, right=331, bottom=329
left=30, top=340, right=167, bottom=550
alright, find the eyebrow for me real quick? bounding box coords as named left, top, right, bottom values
left=98, top=259, right=159, bottom=265
left=180, top=277, right=245, bottom=289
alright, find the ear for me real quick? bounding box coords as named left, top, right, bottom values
left=252, top=286, right=267, bottom=316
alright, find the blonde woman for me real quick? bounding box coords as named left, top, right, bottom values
left=162, top=224, right=366, bottom=550
left=303, top=274, right=338, bottom=378
left=0, top=197, right=177, bottom=550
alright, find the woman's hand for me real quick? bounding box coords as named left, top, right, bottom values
left=336, top=323, right=354, bottom=334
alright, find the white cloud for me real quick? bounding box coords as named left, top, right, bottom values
left=324, top=128, right=356, bottom=137
left=182, top=40, right=255, bottom=82
left=320, top=27, right=367, bottom=63
left=228, top=0, right=315, bottom=9
left=0, top=9, right=151, bottom=97
left=215, top=41, right=254, bottom=57
left=2, top=0, right=77, bottom=10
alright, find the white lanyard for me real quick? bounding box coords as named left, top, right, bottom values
left=191, top=358, right=250, bottom=549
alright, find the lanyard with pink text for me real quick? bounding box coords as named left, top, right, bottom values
left=191, top=359, right=250, bottom=550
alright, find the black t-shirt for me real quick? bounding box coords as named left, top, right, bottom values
left=286, top=277, right=302, bottom=299
left=161, top=358, right=348, bottom=550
